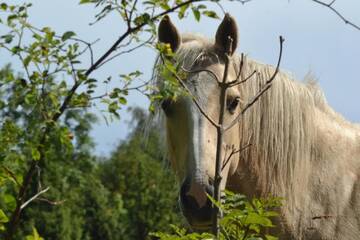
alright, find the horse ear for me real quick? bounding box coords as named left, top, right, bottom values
left=158, top=15, right=181, bottom=52
left=215, top=13, right=238, bottom=55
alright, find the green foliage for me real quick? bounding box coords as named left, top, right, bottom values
left=99, top=108, right=182, bottom=239
left=25, top=227, right=43, bottom=240
left=149, top=42, right=189, bottom=113
left=151, top=225, right=214, bottom=240
left=153, top=191, right=282, bottom=240
left=0, top=65, right=128, bottom=239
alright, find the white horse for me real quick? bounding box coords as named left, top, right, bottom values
left=155, top=14, right=360, bottom=239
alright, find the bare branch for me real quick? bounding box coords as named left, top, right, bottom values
left=96, top=35, right=154, bottom=69
left=229, top=70, right=256, bottom=87
left=173, top=71, right=220, bottom=128
left=36, top=197, right=66, bottom=206
left=20, top=187, right=50, bottom=210
left=74, top=37, right=99, bottom=66
left=311, top=0, right=360, bottom=31
left=129, top=0, right=139, bottom=23
left=228, top=53, right=244, bottom=85
left=181, top=67, right=219, bottom=83
left=221, top=143, right=252, bottom=172
left=225, top=36, right=284, bottom=131
left=212, top=35, right=234, bottom=237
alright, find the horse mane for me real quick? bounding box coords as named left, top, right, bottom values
left=238, top=58, right=316, bottom=202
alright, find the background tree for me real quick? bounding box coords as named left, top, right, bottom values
left=0, top=65, right=181, bottom=239
left=0, top=1, right=220, bottom=238
left=99, top=108, right=182, bottom=240
left=0, top=65, right=127, bottom=240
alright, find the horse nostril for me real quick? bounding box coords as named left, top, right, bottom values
left=179, top=177, right=214, bottom=225
left=180, top=177, right=214, bottom=210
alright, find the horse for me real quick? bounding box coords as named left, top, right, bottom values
left=154, top=14, right=360, bottom=239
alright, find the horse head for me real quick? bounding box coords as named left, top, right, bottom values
left=157, top=14, right=242, bottom=230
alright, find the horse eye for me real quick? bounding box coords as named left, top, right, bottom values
left=227, top=97, right=240, bottom=114
left=161, top=99, right=173, bottom=116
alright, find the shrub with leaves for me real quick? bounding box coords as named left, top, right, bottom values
left=152, top=191, right=282, bottom=240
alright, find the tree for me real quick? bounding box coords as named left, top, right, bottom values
left=0, top=1, right=221, bottom=238
left=0, top=65, right=127, bottom=240
left=99, top=108, right=182, bottom=240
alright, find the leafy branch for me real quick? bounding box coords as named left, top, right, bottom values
left=1, top=0, right=218, bottom=238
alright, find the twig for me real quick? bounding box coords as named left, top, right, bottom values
left=237, top=0, right=254, bottom=4
left=128, top=0, right=139, bottom=23
left=229, top=70, right=256, bottom=87
left=311, top=0, right=360, bottom=31
left=36, top=197, right=66, bottom=206
left=221, top=143, right=252, bottom=172
left=225, top=36, right=284, bottom=131
left=96, top=35, right=154, bottom=69
left=172, top=70, right=220, bottom=128
left=181, top=67, right=219, bottom=83
left=228, top=53, right=244, bottom=85
left=20, top=187, right=50, bottom=210
left=90, top=80, right=150, bottom=101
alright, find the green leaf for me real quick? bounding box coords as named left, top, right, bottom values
left=0, top=3, right=7, bottom=10
left=265, top=234, right=278, bottom=240
left=61, top=31, right=76, bottom=41
left=31, top=148, right=41, bottom=161
left=192, top=7, right=201, bottom=21
left=1, top=34, right=14, bottom=44
left=23, top=55, right=32, bottom=67
left=26, top=227, right=44, bottom=240
left=118, top=97, right=127, bottom=105
left=244, top=213, right=274, bottom=227
left=0, top=210, right=9, bottom=223
left=134, top=13, right=151, bottom=26
left=79, top=0, right=96, bottom=4
left=202, top=10, right=219, bottom=19
left=178, top=4, right=190, bottom=19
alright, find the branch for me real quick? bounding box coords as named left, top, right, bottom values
left=221, top=143, right=252, bottom=172
left=36, top=197, right=66, bottom=206
left=311, top=0, right=360, bottom=31
left=20, top=187, right=50, bottom=210
left=181, top=67, right=219, bottom=83
left=172, top=71, right=220, bottom=128
left=55, top=0, right=205, bottom=123
left=212, top=35, right=234, bottom=237
left=225, top=36, right=284, bottom=131
left=89, top=80, right=150, bottom=101
left=96, top=35, right=155, bottom=69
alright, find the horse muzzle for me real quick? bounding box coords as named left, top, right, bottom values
left=179, top=176, right=214, bottom=230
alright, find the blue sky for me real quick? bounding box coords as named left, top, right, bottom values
left=2, top=0, right=360, bottom=156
